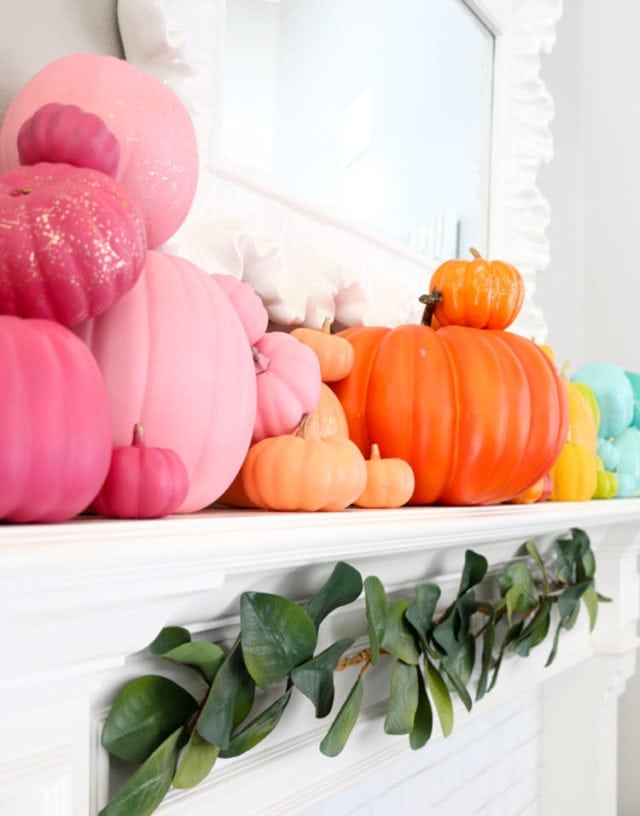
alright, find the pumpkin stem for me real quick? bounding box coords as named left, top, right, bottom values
left=560, top=360, right=570, bottom=379
left=132, top=423, right=145, bottom=447
left=9, top=187, right=31, bottom=196
left=252, top=346, right=271, bottom=374
left=418, top=290, right=442, bottom=327
left=469, top=246, right=482, bottom=259
left=296, top=414, right=311, bottom=438
left=320, top=317, right=333, bottom=334
left=369, top=443, right=381, bottom=461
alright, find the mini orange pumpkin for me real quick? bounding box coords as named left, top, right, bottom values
left=291, top=317, right=354, bottom=382
left=242, top=417, right=367, bottom=511
left=353, top=444, right=415, bottom=508
left=305, top=383, right=350, bottom=439
left=425, top=247, right=524, bottom=330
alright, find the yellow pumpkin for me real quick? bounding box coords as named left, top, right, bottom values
left=549, top=441, right=598, bottom=501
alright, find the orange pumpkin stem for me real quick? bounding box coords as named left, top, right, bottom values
left=418, top=290, right=442, bottom=327
left=469, top=246, right=482, bottom=259
left=320, top=317, right=333, bottom=334
left=369, top=443, right=381, bottom=461
left=132, top=423, right=145, bottom=447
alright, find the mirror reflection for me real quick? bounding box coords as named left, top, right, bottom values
left=222, top=0, right=494, bottom=259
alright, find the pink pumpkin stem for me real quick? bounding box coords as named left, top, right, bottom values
left=252, top=346, right=271, bottom=374
left=132, top=423, right=146, bottom=447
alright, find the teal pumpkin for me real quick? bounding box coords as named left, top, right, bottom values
left=597, top=437, right=621, bottom=471
left=612, top=427, right=640, bottom=497
left=571, top=363, right=633, bottom=438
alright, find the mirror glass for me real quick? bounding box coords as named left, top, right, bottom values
left=222, top=0, right=494, bottom=260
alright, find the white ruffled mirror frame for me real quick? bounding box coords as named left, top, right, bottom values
left=117, top=0, right=561, bottom=337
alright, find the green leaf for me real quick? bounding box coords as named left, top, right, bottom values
left=364, top=576, right=387, bottom=665
left=558, top=581, right=592, bottom=630
left=441, top=635, right=475, bottom=711
left=409, top=669, right=433, bottom=750
left=320, top=677, right=364, bottom=757
left=458, top=550, right=488, bottom=596
left=220, top=689, right=292, bottom=758
left=406, top=583, right=441, bottom=649
left=582, top=584, right=599, bottom=632
left=290, top=638, right=355, bottom=718
left=425, top=658, right=454, bottom=737
left=384, top=660, right=419, bottom=735
left=306, top=562, right=363, bottom=630
left=597, top=592, right=613, bottom=603
left=509, top=599, right=551, bottom=657
left=555, top=537, right=579, bottom=583
left=545, top=623, right=562, bottom=667
left=161, top=641, right=225, bottom=683
left=499, top=563, right=537, bottom=623
left=475, top=620, right=496, bottom=702
left=381, top=599, right=420, bottom=665
left=99, top=727, right=183, bottom=816
left=488, top=621, right=523, bottom=693
left=570, top=527, right=591, bottom=550
left=173, top=729, right=219, bottom=789
left=148, top=627, right=191, bottom=655
left=197, top=639, right=255, bottom=750
left=102, top=676, right=197, bottom=764
left=240, top=592, right=317, bottom=688
left=525, top=539, right=549, bottom=594
left=432, top=610, right=460, bottom=660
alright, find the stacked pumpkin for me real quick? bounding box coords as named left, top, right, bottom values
left=0, top=53, right=258, bottom=521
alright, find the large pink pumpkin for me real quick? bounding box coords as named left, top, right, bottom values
left=75, top=251, right=256, bottom=512
left=0, top=163, right=147, bottom=326
left=0, top=316, right=111, bottom=522
left=0, top=53, right=198, bottom=248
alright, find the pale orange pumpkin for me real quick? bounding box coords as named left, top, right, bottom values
left=353, top=444, right=415, bottom=508
left=305, top=384, right=350, bottom=439
left=291, top=317, right=354, bottom=382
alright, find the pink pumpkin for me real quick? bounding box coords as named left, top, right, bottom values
left=252, top=331, right=322, bottom=442
left=0, top=53, right=198, bottom=248
left=0, top=315, right=111, bottom=522
left=75, top=251, right=256, bottom=512
left=17, top=102, right=121, bottom=176
left=211, top=273, right=268, bottom=345
left=92, top=424, right=189, bottom=519
left=0, top=163, right=147, bottom=326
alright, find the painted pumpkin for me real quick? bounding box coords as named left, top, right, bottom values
left=241, top=418, right=367, bottom=511
left=593, top=456, right=618, bottom=500
left=564, top=378, right=598, bottom=454
left=291, top=318, right=355, bottom=382
left=549, top=441, right=597, bottom=502
left=612, top=426, right=640, bottom=496
left=92, top=424, right=189, bottom=519
left=75, top=251, right=256, bottom=512
left=0, top=163, right=146, bottom=326
left=211, top=273, right=268, bottom=345
left=0, top=315, right=111, bottom=522
left=0, top=53, right=198, bottom=248
left=331, top=324, right=568, bottom=505
left=353, top=444, right=415, bottom=508
left=509, top=477, right=546, bottom=505
left=17, top=102, right=120, bottom=177
left=425, top=247, right=524, bottom=330
left=305, top=383, right=350, bottom=440
left=252, top=331, right=322, bottom=442
left=571, top=362, right=634, bottom=438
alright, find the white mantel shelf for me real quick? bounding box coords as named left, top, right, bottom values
left=2, top=499, right=640, bottom=815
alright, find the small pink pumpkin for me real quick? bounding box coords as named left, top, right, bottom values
left=0, top=315, right=111, bottom=522
left=92, top=424, right=189, bottom=519
left=211, top=273, right=268, bottom=345
left=0, top=163, right=147, bottom=326
left=75, top=251, right=257, bottom=512
left=0, top=53, right=198, bottom=248
left=252, top=331, right=322, bottom=442
left=17, top=102, right=121, bottom=176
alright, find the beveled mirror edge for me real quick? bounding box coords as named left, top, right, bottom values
left=117, top=0, right=562, bottom=337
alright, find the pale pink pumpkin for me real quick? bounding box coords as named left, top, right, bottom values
left=0, top=53, right=198, bottom=248
left=92, top=424, right=189, bottom=519
left=211, top=273, right=268, bottom=345
left=252, top=331, right=322, bottom=442
left=75, top=251, right=257, bottom=512
left=17, top=102, right=121, bottom=176
left=0, top=163, right=147, bottom=326
left=0, top=315, right=111, bottom=522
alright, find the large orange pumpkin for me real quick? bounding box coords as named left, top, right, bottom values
left=331, top=324, right=568, bottom=505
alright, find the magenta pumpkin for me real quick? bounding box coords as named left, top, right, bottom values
left=252, top=331, right=322, bottom=442
left=0, top=53, right=198, bottom=248
left=92, top=424, right=189, bottom=519
left=0, top=315, right=111, bottom=522
left=211, top=273, right=268, bottom=345
left=75, top=251, right=256, bottom=512
left=0, top=163, right=147, bottom=326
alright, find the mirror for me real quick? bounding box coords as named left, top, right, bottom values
left=221, top=0, right=494, bottom=259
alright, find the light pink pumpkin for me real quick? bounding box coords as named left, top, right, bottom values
left=92, top=424, right=189, bottom=519
left=252, top=331, right=322, bottom=442
left=211, top=273, right=268, bottom=345
left=0, top=163, right=147, bottom=326
left=75, top=251, right=256, bottom=512
left=0, top=53, right=198, bottom=248
left=17, top=102, right=121, bottom=176
left=0, top=315, right=111, bottom=522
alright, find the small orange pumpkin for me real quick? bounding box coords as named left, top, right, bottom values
left=353, top=444, right=415, bottom=508
left=291, top=317, right=354, bottom=382
left=242, top=417, right=367, bottom=511
left=425, top=247, right=524, bottom=330
left=305, top=383, right=350, bottom=439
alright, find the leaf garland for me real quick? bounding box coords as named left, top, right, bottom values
left=100, top=529, right=609, bottom=816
